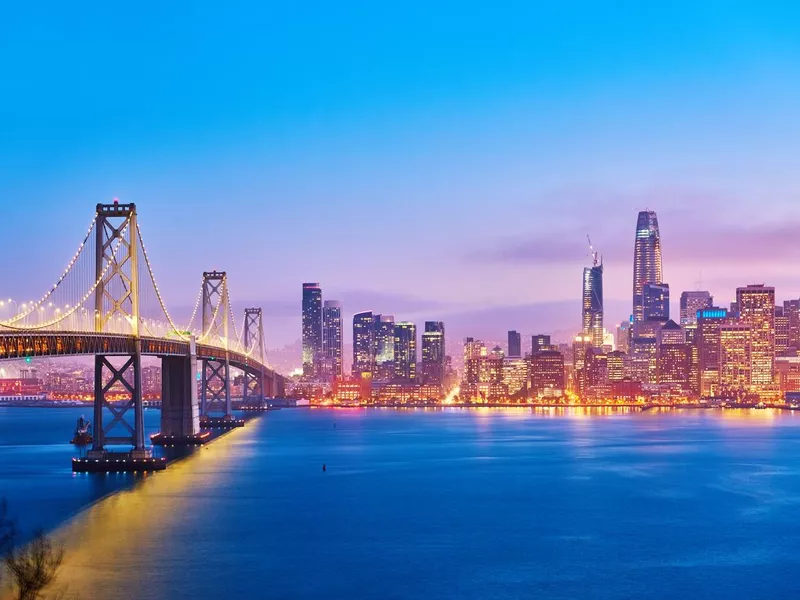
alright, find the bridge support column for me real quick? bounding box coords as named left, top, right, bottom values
left=200, top=357, right=233, bottom=420
left=160, top=355, right=199, bottom=438
left=76, top=343, right=165, bottom=471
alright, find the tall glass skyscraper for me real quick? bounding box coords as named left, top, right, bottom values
left=582, top=262, right=604, bottom=347
left=373, top=314, right=395, bottom=381
left=507, top=330, right=522, bottom=358
left=393, top=322, right=417, bottom=381
left=632, top=210, right=663, bottom=323
left=421, top=321, right=446, bottom=385
left=301, top=283, right=322, bottom=378
left=322, top=300, right=343, bottom=379
left=352, top=311, right=375, bottom=378
left=643, top=282, right=670, bottom=322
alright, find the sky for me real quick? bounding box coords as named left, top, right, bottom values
left=2, top=1, right=800, bottom=352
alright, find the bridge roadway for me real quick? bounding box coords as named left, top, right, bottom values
left=0, top=331, right=280, bottom=389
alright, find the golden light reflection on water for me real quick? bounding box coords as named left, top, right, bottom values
left=48, top=423, right=259, bottom=600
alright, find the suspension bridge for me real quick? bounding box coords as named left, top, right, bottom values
left=0, top=201, right=284, bottom=472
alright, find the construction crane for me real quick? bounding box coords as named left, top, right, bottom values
left=587, top=234, right=600, bottom=267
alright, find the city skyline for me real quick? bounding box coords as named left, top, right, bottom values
left=3, top=4, right=800, bottom=347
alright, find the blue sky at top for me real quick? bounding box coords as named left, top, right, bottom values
left=2, top=1, right=800, bottom=345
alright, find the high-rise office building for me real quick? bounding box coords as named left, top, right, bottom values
left=616, top=320, right=632, bottom=354
left=784, top=299, right=800, bottom=351
left=507, top=330, right=522, bottom=358
left=502, top=357, right=529, bottom=396
left=530, top=350, right=565, bottom=397
left=680, top=291, right=712, bottom=326
left=607, top=351, right=626, bottom=382
left=352, top=311, right=375, bottom=378
left=421, top=321, right=446, bottom=385
left=373, top=315, right=395, bottom=381
left=643, top=283, right=670, bottom=322
left=572, top=334, right=593, bottom=396
left=532, top=334, right=552, bottom=354
left=657, top=320, right=691, bottom=394
left=736, top=284, right=775, bottom=387
left=582, top=261, right=604, bottom=347
left=301, top=283, right=323, bottom=378
left=393, top=322, right=417, bottom=381
left=632, top=210, right=663, bottom=323
left=697, top=307, right=728, bottom=397
left=321, top=300, right=343, bottom=379
left=719, top=323, right=751, bottom=395
left=775, top=306, right=790, bottom=356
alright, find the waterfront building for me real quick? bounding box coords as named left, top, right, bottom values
left=507, top=330, right=522, bottom=358
left=582, top=261, right=604, bottom=348
left=632, top=210, right=663, bottom=323
left=607, top=350, right=626, bottom=382
left=684, top=324, right=700, bottom=397
left=680, top=291, right=712, bottom=326
left=421, top=322, right=446, bottom=385
left=373, top=315, right=395, bottom=381
left=718, top=323, right=751, bottom=396
left=461, top=339, right=506, bottom=401
left=301, top=282, right=323, bottom=378
left=572, top=334, right=593, bottom=397
left=586, top=348, right=609, bottom=396
left=321, top=300, right=343, bottom=379
left=736, top=284, right=775, bottom=388
left=775, top=306, right=790, bottom=356
left=530, top=350, right=565, bottom=397
left=393, top=322, right=417, bottom=382
left=630, top=337, right=658, bottom=386
left=352, top=311, right=375, bottom=378
left=776, top=356, right=800, bottom=395
left=142, top=366, right=162, bottom=395
left=784, top=299, right=800, bottom=351
left=657, top=321, right=691, bottom=395
left=502, top=357, right=529, bottom=396
left=697, top=307, right=728, bottom=397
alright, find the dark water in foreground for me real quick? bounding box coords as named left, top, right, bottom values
left=4, top=407, right=800, bottom=599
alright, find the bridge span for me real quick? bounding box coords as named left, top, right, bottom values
left=0, top=201, right=285, bottom=471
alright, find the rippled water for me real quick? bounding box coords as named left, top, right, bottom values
left=4, top=407, right=800, bottom=599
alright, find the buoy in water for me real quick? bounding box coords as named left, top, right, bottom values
left=322, top=464, right=327, bottom=472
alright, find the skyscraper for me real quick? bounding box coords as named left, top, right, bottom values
left=679, top=291, right=712, bottom=326
left=301, top=283, right=323, bottom=378
left=632, top=210, right=663, bottom=323
left=421, top=321, right=446, bottom=385
left=736, top=284, right=775, bottom=388
left=507, top=330, right=522, bottom=358
left=393, top=322, right=417, bottom=381
left=322, top=300, right=343, bottom=379
left=352, top=311, right=375, bottom=378
left=697, top=307, right=728, bottom=397
left=582, top=261, right=604, bottom=347
left=719, top=323, right=751, bottom=395
left=532, top=334, right=552, bottom=354
left=643, top=282, right=670, bottom=322
left=373, top=315, right=395, bottom=381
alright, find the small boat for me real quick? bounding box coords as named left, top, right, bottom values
left=70, top=415, right=93, bottom=445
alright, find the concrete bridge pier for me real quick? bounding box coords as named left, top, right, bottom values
left=159, top=355, right=199, bottom=437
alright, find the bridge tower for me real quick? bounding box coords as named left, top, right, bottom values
left=242, top=308, right=266, bottom=405
left=90, top=202, right=148, bottom=458
left=199, top=271, right=233, bottom=421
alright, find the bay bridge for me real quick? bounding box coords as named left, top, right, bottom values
left=0, top=201, right=284, bottom=471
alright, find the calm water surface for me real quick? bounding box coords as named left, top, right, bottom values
left=3, top=407, right=800, bottom=599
